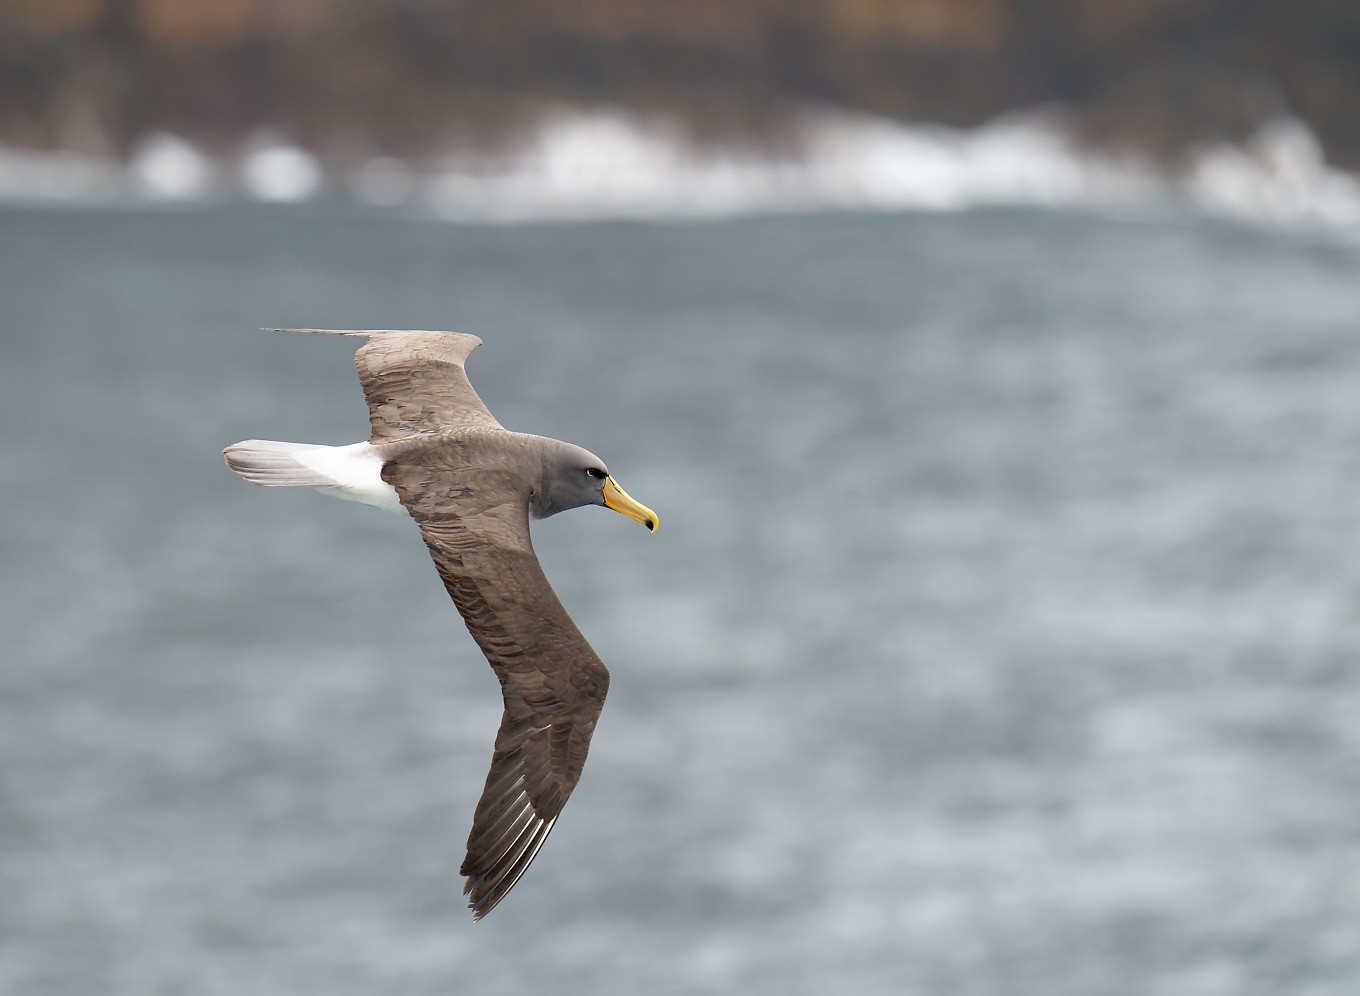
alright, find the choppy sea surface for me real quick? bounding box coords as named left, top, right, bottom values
left=3, top=202, right=1360, bottom=995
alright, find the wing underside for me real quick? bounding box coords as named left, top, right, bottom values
left=383, top=461, right=610, bottom=920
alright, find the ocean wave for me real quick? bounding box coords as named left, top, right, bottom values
left=3, top=107, right=1358, bottom=227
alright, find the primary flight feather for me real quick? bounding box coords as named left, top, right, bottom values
left=224, top=329, right=657, bottom=920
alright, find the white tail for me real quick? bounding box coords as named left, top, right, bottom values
left=224, top=439, right=404, bottom=512
left=223, top=440, right=339, bottom=486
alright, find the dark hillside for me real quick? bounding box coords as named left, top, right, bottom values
left=2, top=0, right=1358, bottom=166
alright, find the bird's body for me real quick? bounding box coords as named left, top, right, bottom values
left=224, top=329, right=656, bottom=920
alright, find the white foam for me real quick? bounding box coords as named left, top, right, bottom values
left=240, top=141, right=323, bottom=203
left=0, top=145, right=122, bottom=201
left=2, top=107, right=1359, bottom=229
left=1187, top=117, right=1360, bottom=224
left=419, top=107, right=1357, bottom=226
left=131, top=133, right=214, bottom=200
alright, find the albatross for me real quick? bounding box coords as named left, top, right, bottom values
left=223, top=328, right=657, bottom=920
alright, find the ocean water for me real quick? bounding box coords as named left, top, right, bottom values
left=3, top=202, right=1360, bottom=995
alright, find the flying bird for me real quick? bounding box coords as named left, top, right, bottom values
left=223, top=328, right=657, bottom=920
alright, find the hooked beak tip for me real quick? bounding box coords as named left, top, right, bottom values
left=602, top=475, right=658, bottom=533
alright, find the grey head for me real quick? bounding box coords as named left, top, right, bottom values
left=531, top=439, right=657, bottom=531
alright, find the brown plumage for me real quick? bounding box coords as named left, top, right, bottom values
left=224, top=329, right=657, bottom=919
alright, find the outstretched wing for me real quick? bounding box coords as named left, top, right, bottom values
left=268, top=328, right=501, bottom=440
left=383, top=457, right=610, bottom=920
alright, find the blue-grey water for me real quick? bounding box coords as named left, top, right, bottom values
left=3, top=202, right=1360, bottom=995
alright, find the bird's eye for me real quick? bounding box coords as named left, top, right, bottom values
left=586, top=467, right=607, bottom=480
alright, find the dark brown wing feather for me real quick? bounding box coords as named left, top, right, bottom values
left=383, top=457, right=609, bottom=920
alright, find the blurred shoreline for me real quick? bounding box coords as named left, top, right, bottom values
left=3, top=105, right=1358, bottom=227
left=6, top=2, right=1360, bottom=165
left=6, top=2, right=1360, bottom=227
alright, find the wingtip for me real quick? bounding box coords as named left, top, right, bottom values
left=459, top=814, right=558, bottom=922
left=261, top=327, right=372, bottom=336
left=262, top=328, right=480, bottom=340
left=463, top=875, right=496, bottom=923
left=462, top=881, right=510, bottom=923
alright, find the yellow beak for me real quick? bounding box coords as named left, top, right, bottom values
left=603, top=476, right=658, bottom=532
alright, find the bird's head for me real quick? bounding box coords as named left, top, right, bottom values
left=532, top=440, right=658, bottom=532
